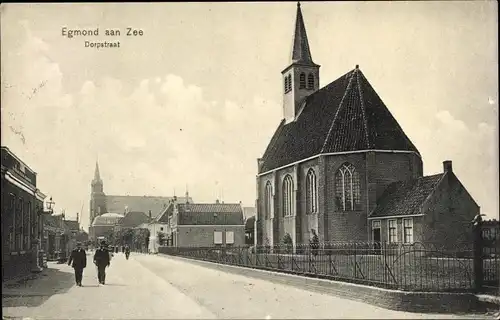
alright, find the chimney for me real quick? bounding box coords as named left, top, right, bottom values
left=216, top=199, right=220, bottom=204
left=148, top=210, right=152, bottom=219
left=443, top=160, right=453, bottom=173
left=76, top=212, right=79, bottom=223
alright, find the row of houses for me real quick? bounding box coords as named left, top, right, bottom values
left=89, top=195, right=257, bottom=252
left=1, top=146, right=89, bottom=282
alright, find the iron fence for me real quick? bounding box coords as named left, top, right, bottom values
left=159, top=241, right=499, bottom=294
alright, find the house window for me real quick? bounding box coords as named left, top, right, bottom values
left=334, top=163, right=361, bottom=211
left=305, top=169, right=317, bottom=214
left=403, top=218, right=413, bottom=244
left=299, top=73, right=306, bottom=89
left=9, top=193, right=16, bottom=251
left=265, top=181, right=273, bottom=219
left=226, top=231, right=234, bottom=245
left=24, top=201, right=31, bottom=249
left=160, top=227, right=164, bottom=231
left=307, top=74, right=314, bottom=89
left=214, top=231, right=223, bottom=245
left=18, top=198, right=24, bottom=251
left=282, top=175, right=294, bottom=217
left=482, top=229, right=491, bottom=240
left=388, top=220, right=397, bottom=243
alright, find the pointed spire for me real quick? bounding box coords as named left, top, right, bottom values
left=93, top=160, right=101, bottom=181
left=291, top=2, right=315, bottom=64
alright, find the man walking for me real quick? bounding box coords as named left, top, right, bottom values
left=93, top=241, right=111, bottom=285
left=68, top=242, right=87, bottom=287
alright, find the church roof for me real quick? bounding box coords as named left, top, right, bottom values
left=259, top=67, right=420, bottom=173
left=369, top=173, right=444, bottom=218
left=105, top=195, right=193, bottom=218
left=177, top=203, right=244, bottom=226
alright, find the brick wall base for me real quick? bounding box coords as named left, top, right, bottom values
left=161, top=254, right=498, bottom=314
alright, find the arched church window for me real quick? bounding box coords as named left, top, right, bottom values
left=299, top=73, right=306, bottom=89
left=264, top=181, right=273, bottom=219
left=307, top=74, right=314, bottom=89
left=282, top=175, right=294, bottom=217
left=335, top=163, right=361, bottom=211
left=306, top=169, right=318, bottom=214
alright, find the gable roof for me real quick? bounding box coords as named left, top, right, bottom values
left=44, top=214, right=64, bottom=229
left=119, top=211, right=151, bottom=228
left=105, top=195, right=193, bottom=218
left=259, top=67, right=420, bottom=173
left=64, top=219, right=80, bottom=231
left=369, top=173, right=444, bottom=218
left=177, top=203, right=244, bottom=226
left=153, top=205, right=174, bottom=224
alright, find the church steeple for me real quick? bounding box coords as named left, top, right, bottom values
left=90, top=159, right=106, bottom=228
left=291, top=2, right=315, bottom=65
left=282, top=2, right=320, bottom=124
left=91, top=160, right=103, bottom=192
left=93, top=161, right=101, bottom=182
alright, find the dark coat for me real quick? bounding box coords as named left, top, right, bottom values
left=93, top=248, right=110, bottom=267
left=68, top=248, right=87, bottom=269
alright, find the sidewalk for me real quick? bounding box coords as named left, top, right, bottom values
left=2, top=262, right=74, bottom=297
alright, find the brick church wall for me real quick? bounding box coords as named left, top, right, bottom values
left=257, top=151, right=424, bottom=245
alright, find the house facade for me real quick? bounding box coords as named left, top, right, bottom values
left=255, top=3, right=478, bottom=249
left=1, top=146, right=48, bottom=281
left=165, top=198, right=245, bottom=247
left=43, top=214, right=71, bottom=261
left=368, top=161, right=478, bottom=249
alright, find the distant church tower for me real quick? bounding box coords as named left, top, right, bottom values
left=89, top=161, right=106, bottom=227
left=282, top=2, right=320, bottom=124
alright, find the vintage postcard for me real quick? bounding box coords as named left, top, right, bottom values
left=1, top=2, right=498, bottom=319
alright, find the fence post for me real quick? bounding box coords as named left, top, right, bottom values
left=473, top=215, right=484, bottom=292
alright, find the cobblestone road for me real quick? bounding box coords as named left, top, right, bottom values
left=2, top=253, right=496, bottom=319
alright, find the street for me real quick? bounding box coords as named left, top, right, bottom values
left=2, top=253, right=494, bottom=319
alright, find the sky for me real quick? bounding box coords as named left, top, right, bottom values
left=1, top=1, right=498, bottom=230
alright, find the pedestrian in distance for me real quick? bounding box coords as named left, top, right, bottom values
left=125, top=245, right=131, bottom=260
left=93, top=241, right=111, bottom=285
left=68, top=241, right=87, bottom=287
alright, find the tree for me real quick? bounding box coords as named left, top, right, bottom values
left=157, top=231, right=166, bottom=246
left=133, top=228, right=150, bottom=252
left=123, top=228, right=134, bottom=247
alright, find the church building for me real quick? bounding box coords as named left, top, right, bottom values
left=255, top=3, right=479, bottom=249
left=89, top=161, right=193, bottom=229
